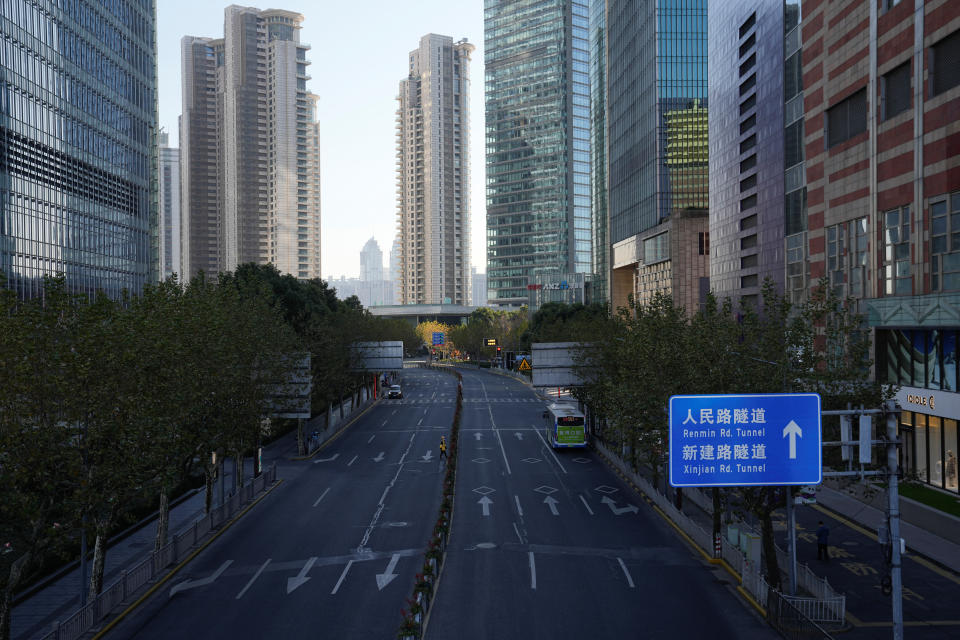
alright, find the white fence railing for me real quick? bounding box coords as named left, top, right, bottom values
left=36, top=465, right=277, bottom=640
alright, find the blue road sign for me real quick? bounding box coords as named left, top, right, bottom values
left=432, top=332, right=444, bottom=346
left=669, top=393, right=821, bottom=487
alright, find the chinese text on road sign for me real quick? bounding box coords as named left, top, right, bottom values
left=668, top=394, right=822, bottom=487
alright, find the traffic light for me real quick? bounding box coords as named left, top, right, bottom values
left=496, top=346, right=501, bottom=353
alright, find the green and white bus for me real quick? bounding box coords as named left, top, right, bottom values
left=543, top=402, right=587, bottom=448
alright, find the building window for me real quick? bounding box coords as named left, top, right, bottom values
left=643, top=232, right=669, bottom=264
left=931, top=192, right=960, bottom=291
left=882, top=205, right=912, bottom=296
left=931, top=29, right=960, bottom=96
left=739, top=13, right=756, bottom=39
left=882, top=62, right=911, bottom=120
left=827, top=89, right=867, bottom=147
left=826, top=217, right=867, bottom=298
left=786, top=232, right=807, bottom=303
left=698, top=232, right=709, bottom=255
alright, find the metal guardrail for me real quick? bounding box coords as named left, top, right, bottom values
left=37, top=464, right=277, bottom=640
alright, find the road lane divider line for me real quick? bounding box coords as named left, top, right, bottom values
left=91, top=479, right=284, bottom=640
left=513, top=522, right=524, bottom=544
left=368, top=435, right=375, bottom=443
left=617, top=558, right=635, bottom=588
left=514, top=495, right=523, bottom=517
left=236, top=559, right=271, bottom=599
left=532, top=426, right=567, bottom=474
left=358, top=432, right=416, bottom=551
left=347, top=455, right=358, bottom=467
left=313, top=488, right=330, bottom=508
left=579, top=495, right=594, bottom=515
left=529, top=552, right=537, bottom=590
left=479, top=378, right=512, bottom=475
left=331, top=560, right=354, bottom=594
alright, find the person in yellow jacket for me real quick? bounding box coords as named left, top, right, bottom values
left=439, top=436, right=448, bottom=462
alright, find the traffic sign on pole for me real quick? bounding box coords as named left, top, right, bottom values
left=668, top=393, right=822, bottom=487
left=485, top=338, right=498, bottom=346
left=432, top=332, right=444, bottom=346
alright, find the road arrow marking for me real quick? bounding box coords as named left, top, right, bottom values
left=514, top=432, right=524, bottom=441
left=474, top=432, right=483, bottom=441
left=479, top=495, right=493, bottom=516
left=601, top=496, right=639, bottom=516
left=421, top=450, right=433, bottom=462
left=287, top=557, right=317, bottom=594
left=783, top=420, right=803, bottom=459
left=372, top=451, right=385, bottom=462
left=313, top=453, right=340, bottom=464
left=544, top=495, right=559, bottom=516
left=376, top=554, right=401, bottom=590
left=236, top=559, right=270, bottom=599
left=170, top=560, right=233, bottom=597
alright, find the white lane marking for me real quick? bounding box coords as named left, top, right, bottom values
left=331, top=560, right=354, bottom=594
left=532, top=426, right=568, bottom=474
left=236, top=559, right=270, bottom=599
left=368, top=435, right=376, bottom=443
left=391, top=410, right=397, bottom=417
left=170, top=560, right=233, bottom=597
left=357, top=432, right=417, bottom=550
left=373, top=451, right=385, bottom=462
left=618, top=558, right=635, bottom=588
left=529, top=552, right=537, bottom=590
left=478, top=379, right=512, bottom=475
left=347, top=455, right=358, bottom=467
left=579, top=494, right=595, bottom=515
left=381, top=420, right=388, bottom=427
left=513, top=522, right=524, bottom=544
left=313, top=453, right=339, bottom=464
left=514, top=495, right=523, bottom=517
left=313, top=488, right=330, bottom=507
left=418, top=417, right=424, bottom=426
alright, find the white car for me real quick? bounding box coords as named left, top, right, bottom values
left=387, top=385, right=403, bottom=399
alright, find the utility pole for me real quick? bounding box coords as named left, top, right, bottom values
left=885, top=401, right=903, bottom=640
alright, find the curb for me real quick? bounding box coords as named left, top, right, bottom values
left=91, top=479, right=284, bottom=640
left=290, top=398, right=380, bottom=461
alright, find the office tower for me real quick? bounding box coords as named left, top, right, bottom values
left=471, top=266, right=487, bottom=306
left=0, top=0, right=157, bottom=299
left=485, top=0, right=592, bottom=307
left=181, top=6, right=321, bottom=280
left=389, top=236, right=401, bottom=284
left=590, top=0, right=609, bottom=304
left=801, top=0, right=960, bottom=495
left=360, top=237, right=384, bottom=283
left=709, top=1, right=803, bottom=307
left=396, top=34, right=473, bottom=306
left=607, top=0, right=708, bottom=314
left=159, top=130, right=181, bottom=281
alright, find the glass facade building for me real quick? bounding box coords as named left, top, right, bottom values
left=589, top=0, right=608, bottom=304
left=485, top=0, right=591, bottom=307
left=607, top=0, right=708, bottom=313
left=0, top=0, right=158, bottom=299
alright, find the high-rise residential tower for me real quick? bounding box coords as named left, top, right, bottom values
left=0, top=0, right=158, bottom=299
left=181, top=6, right=321, bottom=280
left=485, top=0, right=592, bottom=307
left=159, top=129, right=181, bottom=281
left=607, top=0, right=708, bottom=314
left=396, top=34, right=474, bottom=306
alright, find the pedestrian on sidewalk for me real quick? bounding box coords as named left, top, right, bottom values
left=816, top=521, right=830, bottom=561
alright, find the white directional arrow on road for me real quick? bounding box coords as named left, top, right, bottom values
left=514, top=432, right=524, bottom=441
left=375, top=553, right=401, bottom=590
left=782, top=420, right=802, bottom=459
left=170, top=560, right=232, bottom=597
left=372, top=451, right=385, bottom=462
left=479, top=495, right=493, bottom=516
left=474, top=432, right=483, bottom=441
left=313, top=453, right=339, bottom=464
left=286, top=557, right=316, bottom=594
left=421, top=450, right=433, bottom=462
left=601, top=496, right=639, bottom=516
left=543, top=495, right=559, bottom=516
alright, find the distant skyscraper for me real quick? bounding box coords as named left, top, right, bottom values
left=389, top=236, right=401, bottom=284
left=360, top=237, right=384, bottom=283
left=181, top=6, right=321, bottom=280
left=471, top=267, right=487, bottom=306
left=0, top=0, right=158, bottom=299
left=396, top=34, right=474, bottom=305
left=159, top=130, right=181, bottom=281
left=607, top=0, right=709, bottom=314
left=485, top=0, right=592, bottom=307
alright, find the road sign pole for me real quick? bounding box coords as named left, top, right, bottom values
left=885, top=402, right=903, bottom=640
left=786, top=489, right=797, bottom=596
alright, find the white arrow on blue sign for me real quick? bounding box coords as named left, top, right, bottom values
left=668, top=393, right=822, bottom=487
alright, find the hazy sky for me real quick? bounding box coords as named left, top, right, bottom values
left=156, top=1, right=486, bottom=279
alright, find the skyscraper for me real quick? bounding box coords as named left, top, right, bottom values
left=159, top=129, right=181, bottom=281
left=485, top=0, right=592, bottom=307
left=607, top=0, right=708, bottom=314
left=0, top=0, right=158, bottom=299
left=590, top=0, right=609, bottom=304
left=360, top=237, right=384, bottom=283
left=181, top=6, right=321, bottom=280
left=396, top=34, right=474, bottom=306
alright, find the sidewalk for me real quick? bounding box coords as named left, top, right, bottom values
left=11, top=433, right=301, bottom=640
